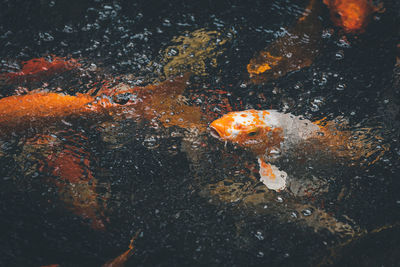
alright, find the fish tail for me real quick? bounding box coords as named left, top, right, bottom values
left=348, top=126, right=389, bottom=165
left=321, top=119, right=389, bottom=165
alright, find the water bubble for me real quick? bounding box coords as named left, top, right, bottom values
left=310, top=103, right=319, bottom=112
left=168, top=48, right=178, bottom=56
left=39, top=32, right=54, bottom=42
left=240, top=83, right=247, bottom=88
left=255, top=231, right=264, bottom=240
left=48, top=1, right=55, bottom=7
left=257, top=251, right=265, bottom=258
left=302, top=209, right=312, bottom=216
left=191, top=141, right=201, bottom=149
left=335, top=50, right=344, bottom=60
left=143, top=136, right=159, bottom=149
left=294, top=82, right=303, bottom=90
left=276, top=196, right=283, bottom=203
left=63, top=25, right=73, bottom=33
left=321, top=29, right=332, bottom=38
left=0, top=30, right=12, bottom=39
left=163, top=19, right=171, bottom=27
left=337, top=38, right=351, bottom=48
left=290, top=211, right=298, bottom=218
left=336, top=83, right=346, bottom=91
left=88, top=63, right=97, bottom=71
left=269, top=148, right=281, bottom=159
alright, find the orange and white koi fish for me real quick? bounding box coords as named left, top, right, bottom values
left=247, top=0, right=322, bottom=84
left=210, top=110, right=386, bottom=191
left=323, top=0, right=384, bottom=33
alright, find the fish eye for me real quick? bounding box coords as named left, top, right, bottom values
left=248, top=130, right=258, bottom=136
left=113, top=92, right=134, bottom=105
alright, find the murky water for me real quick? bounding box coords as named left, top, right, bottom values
left=0, top=0, right=399, bottom=266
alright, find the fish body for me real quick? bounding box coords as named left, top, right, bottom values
left=0, top=56, right=80, bottom=84
left=210, top=109, right=386, bottom=191
left=0, top=73, right=205, bottom=230
left=247, top=0, right=322, bottom=84
left=0, top=74, right=205, bottom=137
left=210, top=109, right=320, bottom=157
left=210, top=110, right=320, bottom=190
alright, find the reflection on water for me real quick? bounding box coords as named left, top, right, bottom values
left=0, top=0, right=399, bottom=266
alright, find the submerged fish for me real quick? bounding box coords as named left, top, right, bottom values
left=209, top=110, right=387, bottom=191
left=0, top=71, right=205, bottom=230
left=247, top=0, right=322, bottom=84
left=0, top=74, right=205, bottom=137
left=102, top=230, right=140, bottom=267
left=0, top=55, right=80, bottom=84
left=21, top=133, right=108, bottom=230
left=323, top=0, right=384, bottom=33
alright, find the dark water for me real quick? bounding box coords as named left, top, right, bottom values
left=0, top=0, right=399, bottom=266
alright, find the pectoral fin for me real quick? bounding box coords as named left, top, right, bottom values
left=258, top=158, right=287, bottom=191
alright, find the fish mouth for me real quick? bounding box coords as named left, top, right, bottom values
left=209, top=126, right=222, bottom=139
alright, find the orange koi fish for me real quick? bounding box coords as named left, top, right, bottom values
left=23, top=133, right=108, bottom=230
left=247, top=0, right=322, bottom=84
left=0, top=74, right=205, bottom=137
left=0, top=74, right=205, bottom=230
left=323, top=0, right=384, bottom=33
left=210, top=110, right=386, bottom=191
left=0, top=55, right=80, bottom=84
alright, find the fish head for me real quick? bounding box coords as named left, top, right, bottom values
left=247, top=51, right=283, bottom=84
left=209, top=110, right=284, bottom=155
left=324, top=0, right=376, bottom=33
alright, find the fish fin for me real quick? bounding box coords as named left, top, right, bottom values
left=258, top=158, right=287, bottom=191
left=156, top=72, right=191, bottom=95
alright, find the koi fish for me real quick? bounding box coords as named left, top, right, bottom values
left=0, top=55, right=80, bottom=84
left=323, top=0, right=384, bottom=33
left=209, top=110, right=387, bottom=191
left=0, top=74, right=205, bottom=137
left=247, top=0, right=322, bottom=84
left=19, top=133, right=109, bottom=230
left=0, top=72, right=205, bottom=230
